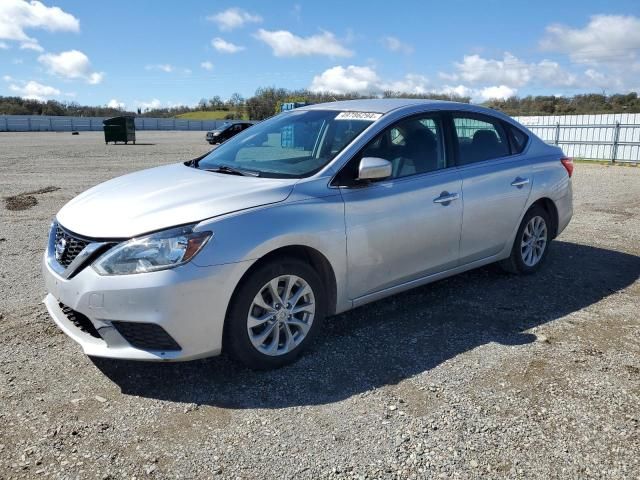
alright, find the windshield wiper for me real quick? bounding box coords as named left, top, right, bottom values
left=204, top=165, right=260, bottom=177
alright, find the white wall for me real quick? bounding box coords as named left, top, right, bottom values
left=514, top=113, right=640, bottom=162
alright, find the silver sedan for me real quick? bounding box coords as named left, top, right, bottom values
left=43, top=99, right=573, bottom=369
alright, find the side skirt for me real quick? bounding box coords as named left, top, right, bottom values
left=351, top=253, right=503, bottom=308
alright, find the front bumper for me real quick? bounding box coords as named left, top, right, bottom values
left=43, top=253, right=252, bottom=361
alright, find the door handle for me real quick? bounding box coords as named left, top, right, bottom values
left=433, top=192, right=460, bottom=205
left=511, top=177, right=530, bottom=188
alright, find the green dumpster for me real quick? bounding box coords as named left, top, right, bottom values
left=103, top=116, right=136, bottom=144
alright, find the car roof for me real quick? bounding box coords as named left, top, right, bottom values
left=298, top=98, right=463, bottom=114
left=296, top=98, right=519, bottom=125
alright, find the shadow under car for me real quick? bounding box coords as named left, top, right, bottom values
left=92, top=241, right=640, bottom=409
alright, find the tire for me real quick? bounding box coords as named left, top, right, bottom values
left=224, top=257, right=326, bottom=370
left=500, top=205, right=552, bottom=274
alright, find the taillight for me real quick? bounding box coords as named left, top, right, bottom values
left=560, top=156, right=573, bottom=177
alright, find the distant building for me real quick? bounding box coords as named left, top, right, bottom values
left=280, top=102, right=308, bottom=112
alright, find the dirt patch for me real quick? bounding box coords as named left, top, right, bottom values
left=4, top=186, right=60, bottom=211
left=5, top=195, right=38, bottom=211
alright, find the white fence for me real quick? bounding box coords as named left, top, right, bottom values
left=514, top=113, right=640, bottom=163
left=0, top=115, right=230, bottom=132
left=2, top=112, right=640, bottom=162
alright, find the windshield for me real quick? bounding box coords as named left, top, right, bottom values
left=196, top=110, right=376, bottom=178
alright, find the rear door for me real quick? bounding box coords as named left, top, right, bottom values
left=451, top=113, right=532, bottom=264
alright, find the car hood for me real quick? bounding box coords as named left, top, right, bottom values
left=56, top=163, right=296, bottom=238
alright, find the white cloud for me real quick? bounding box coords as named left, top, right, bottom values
left=582, top=68, right=625, bottom=91
left=441, top=52, right=577, bottom=89
left=19, top=39, right=43, bottom=51
left=381, top=36, right=413, bottom=54
left=0, top=0, right=79, bottom=49
left=381, top=74, right=429, bottom=94
left=448, top=53, right=532, bottom=87
left=0, top=41, right=8, bottom=49
left=211, top=37, right=244, bottom=53
left=437, top=84, right=516, bottom=102
left=38, top=49, right=104, bottom=84
left=9, top=79, right=60, bottom=100
left=3, top=75, right=13, bottom=81
left=541, top=15, right=640, bottom=65
left=107, top=98, right=125, bottom=109
left=200, top=61, right=213, bottom=71
left=438, top=84, right=474, bottom=98
left=309, top=64, right=516, bottom=102
left=145, top=64, right=191, bottom=75
left=207, top=8, right=261, bottom=31
left=145, top=63, right=173, bottom=73
left=534, top=59, right=577, bottom=87
left=87, top=72, right=103, bottom=84
left=310, top=66, right=429, bottom=95
left=309, top=65, right=380, bottom=93
left=478, top=85, right=517, bottom=101
left=255, top=29, right=353, bottom=57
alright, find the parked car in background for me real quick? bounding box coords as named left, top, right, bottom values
left=206, top=121, right=254, bottom=144
left=43, top=99, right=573, bottom=370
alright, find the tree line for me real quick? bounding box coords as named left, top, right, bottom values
left=1, top=90, right=639, bottom=119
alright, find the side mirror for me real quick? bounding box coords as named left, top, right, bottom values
left=357, top=157, right=392, bottom=181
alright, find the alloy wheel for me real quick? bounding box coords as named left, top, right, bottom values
left=247, top=275, right=315, bottom=356
left=520, top=215, right=548, bottom=267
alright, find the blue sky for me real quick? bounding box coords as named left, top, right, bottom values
left=1, top=0, right=639, bottom=109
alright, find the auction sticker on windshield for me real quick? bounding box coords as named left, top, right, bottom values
left=335, top=111, right=383, bottom=121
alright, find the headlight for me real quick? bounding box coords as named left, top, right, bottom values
left=93, top=226, right=212, bottom=276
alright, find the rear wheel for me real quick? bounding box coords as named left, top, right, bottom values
left=500, top=205, right=551, bottom=274
left=224, top=258, right=325, bottom=369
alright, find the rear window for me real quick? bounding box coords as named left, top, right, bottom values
left=453, top=115, right=510, bottom=165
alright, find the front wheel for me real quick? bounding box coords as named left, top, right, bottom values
left=224, top=258, right=326, bottom=369
left=500, top=205, right=551, bottom=274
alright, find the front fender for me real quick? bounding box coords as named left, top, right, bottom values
left=192, top=193, right=350, bottom=313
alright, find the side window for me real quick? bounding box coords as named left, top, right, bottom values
left=507, top=124, right=528, bottom=153
left=453, top=115, right=510, bottom=165
left=362, top=115, right=446, bottom=179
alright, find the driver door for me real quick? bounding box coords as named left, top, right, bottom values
left=337, top=113, right=463, bottom=300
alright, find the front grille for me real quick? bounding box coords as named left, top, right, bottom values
left=112, top=322, right=181, bottom=351
left=59, top=303, right=101, bottom=339
left=55, top=225, right=90, bottom=268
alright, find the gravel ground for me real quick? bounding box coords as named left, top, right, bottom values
left=1, top=131, right=639, bottom=480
